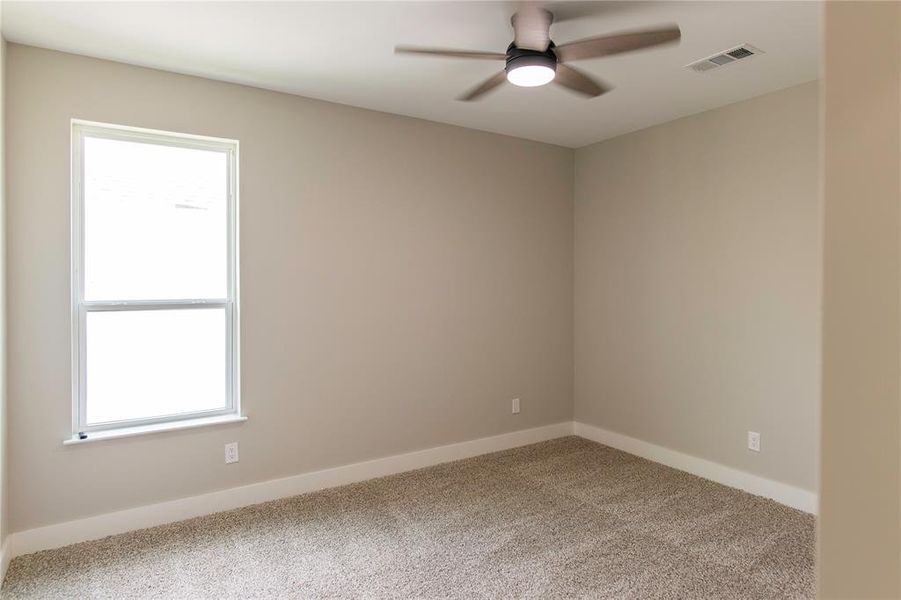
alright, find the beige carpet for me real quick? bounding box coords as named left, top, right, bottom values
left=2, top=437, right=814, bottom=599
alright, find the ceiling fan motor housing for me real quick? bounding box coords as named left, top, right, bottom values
left=504, top=42, right=558, bottom=76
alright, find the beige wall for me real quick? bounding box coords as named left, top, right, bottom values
left=5, top=44, right=574, bottom=532
left=818, top=2, right=901, bottom=597
left=574, top=82, right=821, bottom=491
left=0, top=30, right=7, bottom=546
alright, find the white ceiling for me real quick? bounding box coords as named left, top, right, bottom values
left=1, top=1, right=821, bottom=148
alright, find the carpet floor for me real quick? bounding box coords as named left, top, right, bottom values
left=2, top=437, right=815, bottom=599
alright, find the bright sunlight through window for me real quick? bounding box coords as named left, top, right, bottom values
left=71, top=122, right=239, bottom=439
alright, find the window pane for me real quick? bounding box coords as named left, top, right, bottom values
left=85, top=309, right=227, bottom=425
left=83, top=136, right=228, bottom=301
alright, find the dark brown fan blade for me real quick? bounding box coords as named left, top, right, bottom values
left=512, top=2, right=553, bottom=51
left=459, top=71, right=508, bottom=101
left=395, top=46, right=506, bottom=60
left=554, top=64, right=610, bottom=98
left=555, top=25, right=681, bottom=62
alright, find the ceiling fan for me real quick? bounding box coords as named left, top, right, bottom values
left=395, top=4, right=681, bottom=101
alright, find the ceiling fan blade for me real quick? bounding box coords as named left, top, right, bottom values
left=395, top=46, right=506, bottom=60
left=554, top=64, right=610, bottom=98
left=459, top=71, right=508, bottom=101
left=555, top=25, right=681, bottom=62
left=548, top=1, right=636, bottom=24
left=512, top=2, right=553, bottom=51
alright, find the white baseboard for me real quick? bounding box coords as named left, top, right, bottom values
left=573, top=421, right=818, bottom=514
left=4, top=419, right=817, bottom=572
left=6, top=421, right=574, bottom=561
left=0, top=538, right=9, bottom=586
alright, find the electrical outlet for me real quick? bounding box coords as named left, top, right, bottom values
left=225, top=442, right=239, bottom=464
left=747, top=431, right=760, bottom=452
left=512, top=398, right=520, bottom=415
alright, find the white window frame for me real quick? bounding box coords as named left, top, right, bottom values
left=69, top=120, right=241, bottom=442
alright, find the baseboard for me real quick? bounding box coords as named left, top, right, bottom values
left=5, top=419, right=816, bottom=568
left=0, top=538, right=9, bottom=586
left=6, top=421, right=574, bottom=561
left=573, top=421, right=818, bottom=514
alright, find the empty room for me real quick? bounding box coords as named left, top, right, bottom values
left=0, top=0, right=899, bottom=598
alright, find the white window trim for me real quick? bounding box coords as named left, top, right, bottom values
left=69, top=120, right=242, bottom=443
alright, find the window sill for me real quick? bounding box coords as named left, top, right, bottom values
left=63, top=414, right=247, bottom=445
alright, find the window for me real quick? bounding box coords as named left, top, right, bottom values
left=70, top=121, right=240, bottom=441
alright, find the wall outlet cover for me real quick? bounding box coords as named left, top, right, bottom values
left=747, top=431, right=761, bottom=452
left=225, top=442, right=239, bottom=464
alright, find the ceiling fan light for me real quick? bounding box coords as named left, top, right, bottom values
left=507, top=65, right=556, bottom=87
left=505, top=46, right=557, bottom=88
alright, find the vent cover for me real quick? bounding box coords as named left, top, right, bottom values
left=686, top=44, right=763, bottom=73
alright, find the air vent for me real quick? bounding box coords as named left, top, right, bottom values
left=686, top=44, right=763, bottom=73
